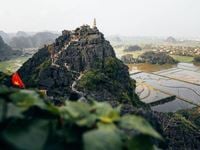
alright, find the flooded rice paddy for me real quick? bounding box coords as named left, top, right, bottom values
left=130, top=63, right=200, bottom=112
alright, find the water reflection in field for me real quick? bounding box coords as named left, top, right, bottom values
left=128, top=63, right=175, bottom=73
left=130, top=63, right=200, bottom=112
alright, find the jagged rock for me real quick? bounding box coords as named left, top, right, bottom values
left=39, top=66, right=78, bottom=98
left=56, top=25, right=115, bottom=72
left=138, top=51, right=177, bottom=64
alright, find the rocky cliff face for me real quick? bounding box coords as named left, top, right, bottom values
left=55, top=26, right=115, bottom=72
left=17, top=25, right=141, bottom=107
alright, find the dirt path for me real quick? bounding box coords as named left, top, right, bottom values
left=71, top=73, right=86, bottom=101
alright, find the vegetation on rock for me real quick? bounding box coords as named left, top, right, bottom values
left=77, top=57, right=143, bottom=108
left=121, top=51, right=178, bottom=65
left=138, top=51, right=178, bottom=64
left=155, top=111, right=200, bottom=149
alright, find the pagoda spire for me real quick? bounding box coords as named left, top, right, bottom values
left=93, top=18, right=96, bottom=28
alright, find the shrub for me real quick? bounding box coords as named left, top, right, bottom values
left=77, top=70, right=108, bottom=91
left=194, top=56, right=200, bottom=62
left=0, top=86, right=162, bottom=150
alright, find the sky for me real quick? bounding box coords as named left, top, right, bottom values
left=0, top=0, right=199, bottom=37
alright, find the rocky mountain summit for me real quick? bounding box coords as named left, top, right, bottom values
left=17, top=25, right=141, bottom=108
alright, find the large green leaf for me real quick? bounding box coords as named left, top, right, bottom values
left=0, top=86, right=12, bottom=95
left=0, top=100, right=23, bottom=121
left=7, top=103, right=24, bottom=118
left=92, top=102, right=113, bottom=117
left=2, top=119, right=49, bottom=150
left=60, top=102, right=96, bottom=127
left=9, top=90, right=45, bottom=110
left=83, top=127, right=122, bottom=150
left=119, top=115, right=162, bottom=139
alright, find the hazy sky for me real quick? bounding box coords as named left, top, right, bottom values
left=0, top=0, right=199, bottom=37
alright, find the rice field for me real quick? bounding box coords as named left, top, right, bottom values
left=131, top=63, right=200, bottom=112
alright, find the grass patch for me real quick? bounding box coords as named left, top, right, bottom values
left=170, top=55, right=194, bottom=63
left=0, top=56, right=30, bottom=74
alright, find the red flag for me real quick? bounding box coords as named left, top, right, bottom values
left=11, top=72, right=25, bottom=88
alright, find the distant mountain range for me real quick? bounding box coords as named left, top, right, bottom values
left=106, top=35, right=200, bottom=45
left=0, top=31, right=60, bottom=49
left=165, top=36, right=177, bottom=43
left=0, top=36, right=22, bottom=61
left=0, top=31, right=10, bottom=43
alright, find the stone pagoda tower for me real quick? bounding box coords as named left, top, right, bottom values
left=92, top=18, right=97, bottom=28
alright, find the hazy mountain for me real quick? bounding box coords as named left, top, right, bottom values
left=166, top=36, right=177, bottom=43
left=9, top=32, right=59, bottom=49
left=0, top=31, right=10, bottom=43
left=16, top=31, right=29, bottom=37
left=106, top=35, right=122, bottom=43
left=0, top=36, right=21, bottom=61
left=107, top=35, right=165, bottom=45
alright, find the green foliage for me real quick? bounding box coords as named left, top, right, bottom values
left=77, top=57, right=141, bottom=105
left=0, top=71, right=9, bottom=83
left=104, top=57, right=126, bottom=80
left=119, top=115, right=162, bottom=139
left=0, top=86, right=162, bottom=150
left=178, top=108, right=200, bottom=128
left=170, top=55, right=193, bottom=63
left=83, top=127, right=122, bottom=150
left=77, top=70, right=108, bottom=91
